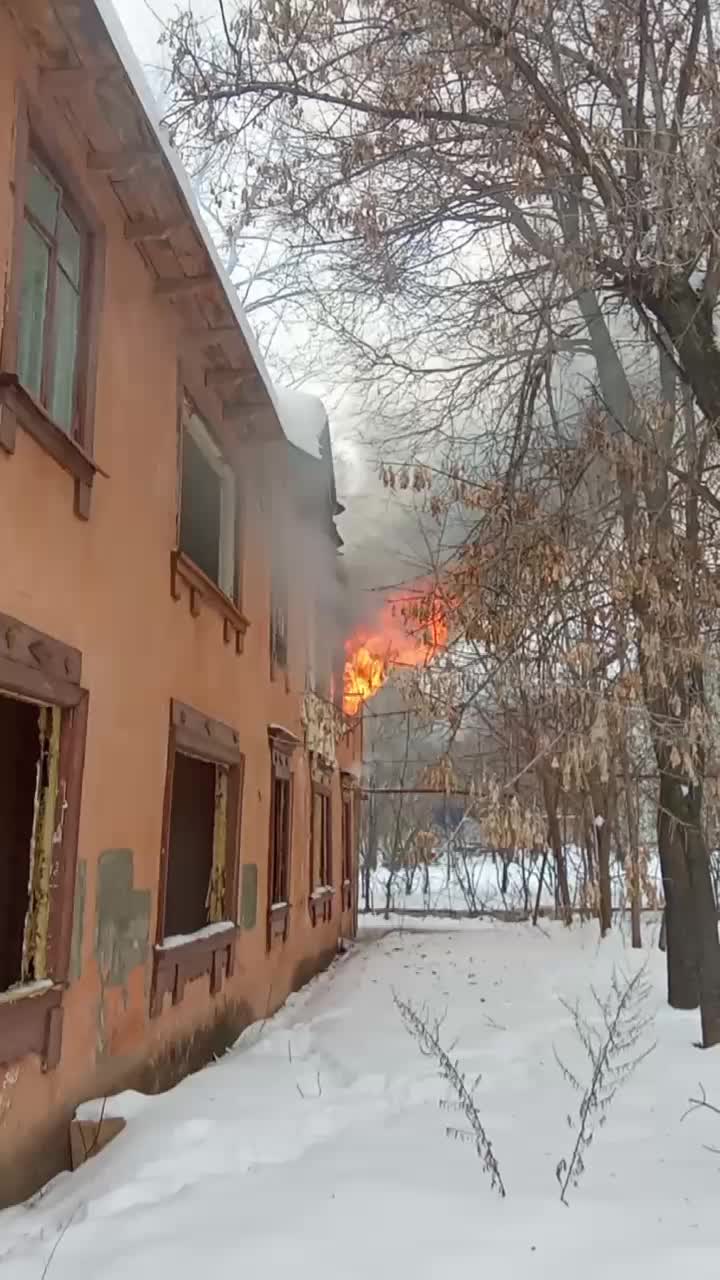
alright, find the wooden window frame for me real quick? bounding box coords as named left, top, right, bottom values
left=0, top=88, right=105, bottom=520
left=171, top=392, right=249, bottom=653
left=150, top=700, right=244, bottom=1018
left=309, top=754, right=334, bottom=926
left=267, top=727, right=299, bottom=947
left=0, top=611, right=88, bottom=1072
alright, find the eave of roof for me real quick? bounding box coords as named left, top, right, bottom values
left=94, top=0, right=284, bottom=430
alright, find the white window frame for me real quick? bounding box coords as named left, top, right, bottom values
left=186, top=411, right=236, bottom=599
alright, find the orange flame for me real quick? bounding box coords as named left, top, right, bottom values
left=343, top=593, right=448, bottom=715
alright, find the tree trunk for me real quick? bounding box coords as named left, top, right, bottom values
left=595, top=818, right=613, bottom=938
left=647, top=283, right=720, bottom=432
left=621, top=752, right=643, bottom=950
left=667, top=776, right=720, bottom=1047
left=532, top=849, right=549, bottom=927
left=540, top=768, right=572, bottom=924
left=656, top=772, right=700, bottom=1010
left=548, top=810, right=572, bottom=924
left=588, top=775, right=613, bottom=937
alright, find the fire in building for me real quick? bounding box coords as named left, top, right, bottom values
left=0, top=0, right=364, bottom=1206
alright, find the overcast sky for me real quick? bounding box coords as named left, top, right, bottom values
left=112, top=0, right=167, bottom=62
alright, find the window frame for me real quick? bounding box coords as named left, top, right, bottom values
left=19, top=152, right=85, bottom=431
left=0, top=611, right=88, bottom=1072
left=267, top=727, right=299, bottom=947
left=179, top=407, right=238, bottom=600
left=309, top=754, right=334, bottom=926
left=151, top=700, right=244, bottom=1018
left=0, top=88, right=105, bottom=520
left=171, top=391, right=249, bottom=653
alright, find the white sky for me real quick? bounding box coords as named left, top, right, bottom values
left=111, top=0, right=169, bottom=64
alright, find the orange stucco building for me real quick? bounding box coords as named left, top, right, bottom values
left=0, top=0, right=361, bottom=1206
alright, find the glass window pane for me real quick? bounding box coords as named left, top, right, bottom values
left=57, top=208, right=81, bottom=286
left=17, top=218, right=50, bottom=399
left=26, top=163, right=59, bottom=234
left=49, top=269, right=80, bottom=433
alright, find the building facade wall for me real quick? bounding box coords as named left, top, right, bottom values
left=0, top=5, right=360, bottom=1206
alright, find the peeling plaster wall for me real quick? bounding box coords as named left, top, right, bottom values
left=95, top=849, right=150, bottom=990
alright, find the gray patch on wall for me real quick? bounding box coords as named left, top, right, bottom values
left=95, top=849, right=151, bottom=987
left=240, top=863, right=258, bottom=930
left=68, top=859, right=87, bottom=982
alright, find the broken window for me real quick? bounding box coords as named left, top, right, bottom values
left=179, top=406, right=237, bottom=599
left=17, top=153, right=86, bottom=435
left=0, top=692, right=61, bottom=992
left=163, top=751, right=230, bottom=940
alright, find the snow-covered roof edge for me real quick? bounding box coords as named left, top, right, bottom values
left=276, top=387, right=327, bottom=460
left=94, top=0, right=285, bottom=433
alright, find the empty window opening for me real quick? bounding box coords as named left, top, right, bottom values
left=179, top=410, right=236, bottom=598
left=164, top=751, right=229, bottom=939
left=310, top=788, right=332, bottom=891
left=0, top=693, right=60, bottom=992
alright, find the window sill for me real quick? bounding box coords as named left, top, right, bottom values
left=171, top=551, right=249, bottom=654
left=267, top=902, right=290, bottom=948
left=149, top=922, right=237, bottom=1018
left=0, top=982, right=64, bottom=1071
left=309, top=887, right=334, bottom=927
left=0, top=373, right=103, bottom=520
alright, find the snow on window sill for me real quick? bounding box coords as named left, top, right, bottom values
left=150, top=922, right=237, bottom=1018
left=0, top=978, right=54, bottom=1005
left=268, top=902, right=290, bottom=947
left=158, top=921, right=235, bottom=951
left=309, top=886, right=334, bottom=926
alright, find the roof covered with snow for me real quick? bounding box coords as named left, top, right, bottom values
left=275, top=389, right=328, bottom=460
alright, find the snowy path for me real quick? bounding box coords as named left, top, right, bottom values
left=2, top=918, right=719, bottom=1278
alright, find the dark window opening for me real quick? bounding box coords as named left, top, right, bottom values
left=0, top=693, right=41, bottom=992
left=180, top=429, right=221, bottom=585
left=164, top=751, right=217, bottom=938
left=310, top=788, right=332, bottom=891
left=270, top=579, right=288, bottom=672
left=270, top=771, right=292, bottom=906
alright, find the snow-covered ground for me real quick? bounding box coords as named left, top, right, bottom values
left=365, top=849, right=664, bottom=915
left=2, top=917, right=719, bottom=1278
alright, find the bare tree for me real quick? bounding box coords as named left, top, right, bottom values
left=162, top=0, right=720, bottom=1044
